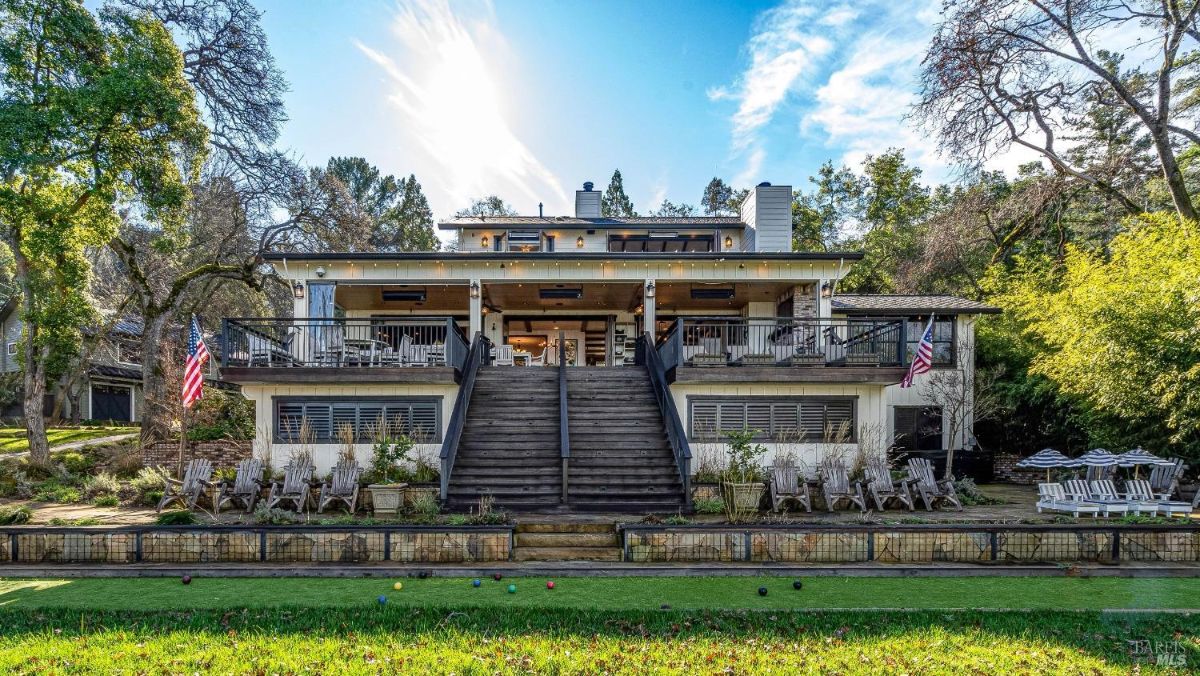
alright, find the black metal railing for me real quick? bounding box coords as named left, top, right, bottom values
left=558, top=331, right=571, bottom=503
left=439, top=332, right=491, bottom=502
left=641, top=332, right=692, bottom=511
left=660, top=316, right=908, bottom=369
left=222, top=317, right=466, bottom=369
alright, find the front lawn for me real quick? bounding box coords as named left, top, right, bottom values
left=0, top=426, right=138, bottom=454
left=1, top=576, right=1198, bottom=611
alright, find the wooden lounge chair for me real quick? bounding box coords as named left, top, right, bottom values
left=214, top=458, right=266, bottom=514
left=1149, top=458, right=1185, bottom=499
left=318, top=458, right=364, bottom=513
left=905, top=457, right=963, bottom=511
left=266, top=462, right=315, bottom=512
left=1064, top=479, right=1127, bottom=517
left=1089, top=479, right=1157, bottom=516
left=1126, top=479, right=1193, bottom=517
left=819, top=459, right=866, bottom=512
left=864, top=459, right=914, bottom=511
left=768, top=460, right=812, bottom=513
left=1036, top=483, right=1100, bottom=517
left=157, top=459, right=215, bottom=512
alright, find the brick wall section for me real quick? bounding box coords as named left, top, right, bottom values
left=142, top=441, right=253, bottom=470
left=994, top=452, right=1040, bottom=484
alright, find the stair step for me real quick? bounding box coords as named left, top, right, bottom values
left=514, top=522, right=616, bottom=534
left=512, top=546, right=622, bottom=562
left=514, top=532, right=618, bottom=547
left=566, top=499, right=686, bottom=512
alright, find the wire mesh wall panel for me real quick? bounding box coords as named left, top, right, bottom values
left=390, top=531, right=511, bottom=563
left=265, top=531, right=385, bottom=563
left=1121, top=531, right=1200, bottom=562
left=14, top=532, right=136, bottom=564
left=872, top=531, right=991, bottom=563
left=140, top=531, right=261, bottom=563
left=750, top=531, right=869, bottom=563
left=996, top=531, right=1115, bottom=563
left=625, top=530, right=747, bottom=562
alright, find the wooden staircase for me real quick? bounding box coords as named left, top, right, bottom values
left=512, top=522, right=622, bottom=561
left=565, top=367, right=686, bottom=512
left=444, top=367, right=563, bottom=511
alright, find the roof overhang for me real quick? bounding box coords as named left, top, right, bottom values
left=264, top=251, right=864, bottom=263
left=832, top=305, right=1002, bottom=315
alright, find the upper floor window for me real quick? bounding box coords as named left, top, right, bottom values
left=905, top=315, right=955, bottom=366
left=608, top=233, right=714, bottom=253
left=6, top=342, right=15, bottom=356
left=507, top=231, right=541, bottom=252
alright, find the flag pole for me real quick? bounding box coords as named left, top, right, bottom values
left=178, top=318, right=189, bottom=478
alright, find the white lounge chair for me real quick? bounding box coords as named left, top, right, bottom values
left=1126, top=479, right=1193, bottom=517
left=1089, top=479, right=1157, bottom=516
left=1036, top=483, right=1100, bottom=517
left=1064, top=479, right=1127, bottom=517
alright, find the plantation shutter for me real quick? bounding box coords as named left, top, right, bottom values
left=893, top=407, right=918, bottom=452
left=824, top=400, right=855, bottom=439
left=745, top=402, right=773, bottom=437
left=303, top=403, right=333, bottom=441
left=689, top=397, right=857, bottom=442
left=798, top=402, right=826, bottom=441
left=410, top=402, right=439, bottom=442
left=274, top=398, right=442, bottom=444
left=690, top=401, right=718, bottom=439
left=331, top=404, right=358, bottom=441
left=277, top=402, right=305, bottom=442
left=717, top=402, right=746, bottom=434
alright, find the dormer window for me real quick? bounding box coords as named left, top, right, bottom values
left=507, top=231, right=541, bottom=252
left=608, top=233, right=714, bottom=253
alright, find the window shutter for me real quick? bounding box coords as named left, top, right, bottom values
left=799, top=402, right=826, bottom=441
left=717, top=402, right=746, bottom=434
left=825, top=400, right=854, bottom=438
left=746, top=402, right=772, bottom=437
left=893, top=407, right=918, bottom=451
left=357, top=404, right=384, bottom=440
left=331, top=405, right=357, bottom=440
left=771, top=402, right=802, bottom=441
left=302, top=403, right=332, bottom=441
left=410, top=403, right=439, bottom=442
left=277, top=402, right=304, bottom=442
left=690, top=401, right=718, bottom=439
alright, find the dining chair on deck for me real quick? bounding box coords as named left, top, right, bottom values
left=494, top=345, right=515, bottom=366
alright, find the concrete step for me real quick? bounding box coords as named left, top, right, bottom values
left=512, top=546, right=622, bottom=562
left=514, top=522, right=616, bottom=534
left=514, top=532, right=619, bottom=548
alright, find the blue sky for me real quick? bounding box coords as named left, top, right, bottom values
left=256, top=0, right=959, bottom=220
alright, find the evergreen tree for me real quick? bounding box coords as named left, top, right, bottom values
left=456, top=196, right=517, bottom=217
left=652, top=200, right=697, bottom=217
left=601, top=170, right=637, bottom=217
left=701, top=177, right=735, bottom=215
left=390, top=175, right=439, bottom=251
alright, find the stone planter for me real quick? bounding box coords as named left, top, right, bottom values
left=738, top=354, right=777, bottom=366
left=404, top=484, right=440, bottom=508
left=722, top=482, right=765, bottom=515
left=367, top=483, right=407, bottom=516
left=787, top=353, right=825, bottom=367
left=845, top=352, right=881, bottom=365
left=690, top=354, right=727, bottom=367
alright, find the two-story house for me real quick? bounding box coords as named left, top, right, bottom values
left=221, top=181, right=997, bottom=512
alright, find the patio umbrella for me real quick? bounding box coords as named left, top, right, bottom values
left=1016, top=448, right=1072, bottom=482
left=1065, top=448, right=1121, bottom=481
left=1116, top=447, right=1172, bottom=479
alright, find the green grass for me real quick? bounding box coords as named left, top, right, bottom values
left=0, top=576, right=1197, bottom=611
left=0, top=426, right=137, bottom=453
left=0, top=578, right=1194, bottom=672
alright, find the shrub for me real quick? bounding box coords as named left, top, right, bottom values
left=142, top=490, right=163, bottom=507
left=92, top=495, right=119, bottom=507
left=0, top=505, right=31, bottom=525
left=407, top=492, right=440, bottom=516
left=57, top=451, right=95, bottom=475
left=47, top=517, right=103, bottom=526
left=32, top=482, right=81, bottom=503
left=185, top=389, right=255, bottom=441
left=467, top=510, right=509, bottom=525
left=721, top=429, right=768, bottom=484
left=155, top=510, right=198, bottom=526
left=81, top=472, right=120, bottom=500
left=368, top=435, right=414, bottom=485
left=664, top=514, right=691, bottom=525
left=252, top=504, right=301, bottom=525
left=445, top=514, right=468, bottom=526
left=954, top=478, right=1004, bottom=506
left=694, top=497, right=725, bottom=514
left=121, top=467, right=167, bottom=505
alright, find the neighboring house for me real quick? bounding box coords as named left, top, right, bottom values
left=0, top=302, right=144, bottom=423
left=221, top=181, right=997, bottom=511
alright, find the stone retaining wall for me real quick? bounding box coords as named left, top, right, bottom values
left=142, top=441, right=253, bottom=470
left=624, top=527, right=1200, bottom=565
left=2, top=528, right=512, bottom=565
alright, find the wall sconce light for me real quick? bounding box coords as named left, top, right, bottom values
left=469, top=281, right=481, bottom=299
left=576, top=235, right=585, bottom=248
left=314, top=266, right=326, bottom=278
left=820, top=281, right=833, bottom=298
left=645, top=280, right=656, bottom=298
left=724, top=236, right=733, bottom=249
left=481, top=235, right=490, bottom=248
left=292, top=281, right=305, bottom=299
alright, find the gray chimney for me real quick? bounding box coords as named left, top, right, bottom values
left=575, top=181, right=601, bottom=218
left=739, top=182, right=792, bottom=252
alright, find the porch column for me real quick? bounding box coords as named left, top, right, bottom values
left=469, top=278, right=483, bottom=338
left=643, top=279, right=656, bottom=338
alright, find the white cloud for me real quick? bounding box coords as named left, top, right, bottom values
left=733, top=146, right=765, bottom=188
left=356, top=0, right=567, bottom=218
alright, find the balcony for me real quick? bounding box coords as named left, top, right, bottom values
left=656, top=317, right=911, bottom=384
left=220, top=317, right=469, bottom=384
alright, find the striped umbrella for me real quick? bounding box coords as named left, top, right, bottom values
left=1016, top=448, right=1072, bottom=481
left=1067, top=448, right=1121, bottom=468
left=1117, top=447, right=1172, bottom=478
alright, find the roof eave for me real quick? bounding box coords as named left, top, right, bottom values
left=263, top=251, right=865, bottom=262
left=833, top=306, right=1002, bottom=315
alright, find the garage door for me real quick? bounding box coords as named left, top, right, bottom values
left=91, top=384, right=132, bottom=423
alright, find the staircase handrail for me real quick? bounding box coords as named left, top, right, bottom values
left=439, top=332, right=490, bottom=502
left=558, top=330, right=570, bottom=503
left=641, top=332, right=692, bottom=511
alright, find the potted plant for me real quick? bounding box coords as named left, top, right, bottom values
left=403, top=450, right=441, bottom=508
left=367, top=434, right=412, bottom=516
left=720, top=428, right=768, bottom=520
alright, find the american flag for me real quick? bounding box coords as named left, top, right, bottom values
left=900, top=315, right=935, bottom=389
left=183, top=316, right=210, bottom=409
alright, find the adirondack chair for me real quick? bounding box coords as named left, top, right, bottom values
left=1090, top=479, right=1157, bottom=516
left=905, top=457, right=963, bottom=511
left=318, top=458, right=364, bottom=513
left=819, top=459, right=866, bottom=512
left=214, top=458, right=266, bottom=514
left=1149, top=458, right=1185, bottom=499
left=157, top=459, right=215, bottom=512
left=1085, top=464, right=1115, bottom=483
left=864, top=459, right=914, bottom=511
left=1063, top=479, right=1127, bottom=517
left=1126, top=479, right=1193, bottom=517
left=1037, top=483, right=1100, bottom=517
left=266, top=461, right=316, bottom=511
left=768, top=460, right=812, bottom=512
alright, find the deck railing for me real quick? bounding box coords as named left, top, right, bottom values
left=641, top=332, right=692, bottom=510
left=222, top=317, right=468, bottom=371
left=658, top=316, right=909, bottom=370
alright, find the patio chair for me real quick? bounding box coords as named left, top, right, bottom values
left=528, top=349, right=546, bottom=367
left=864, top=459, right=914, bottom=511
left=314, top=325, right=347, bottom=366
left=1064, top=479, right=1127, bottom=517
left=1126, top=479, right=1193, bottom=517
left=157, top=458, right=215, bottom=512
left=379, top=334, right=412, bottom=367
left=494, top=344, right=515, bottom=366
left=318, top=458, right=364, bottom=513
left=905, top=457, right=963, bottom=511
left=1089, top=479, right=1157, bottom=516
left=819, top=459, right=866, bottom=512
left=266, top=461, right=316, bottom=512
left=246, top=330, right=294, bottom=367
left=214, top=458, right=266, bottom=514
left=1036, top=483, right=1100, bottom=518
left=768, top=460, right=812, bottom=513
left=1149, top=458, right=1185, bottom=499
